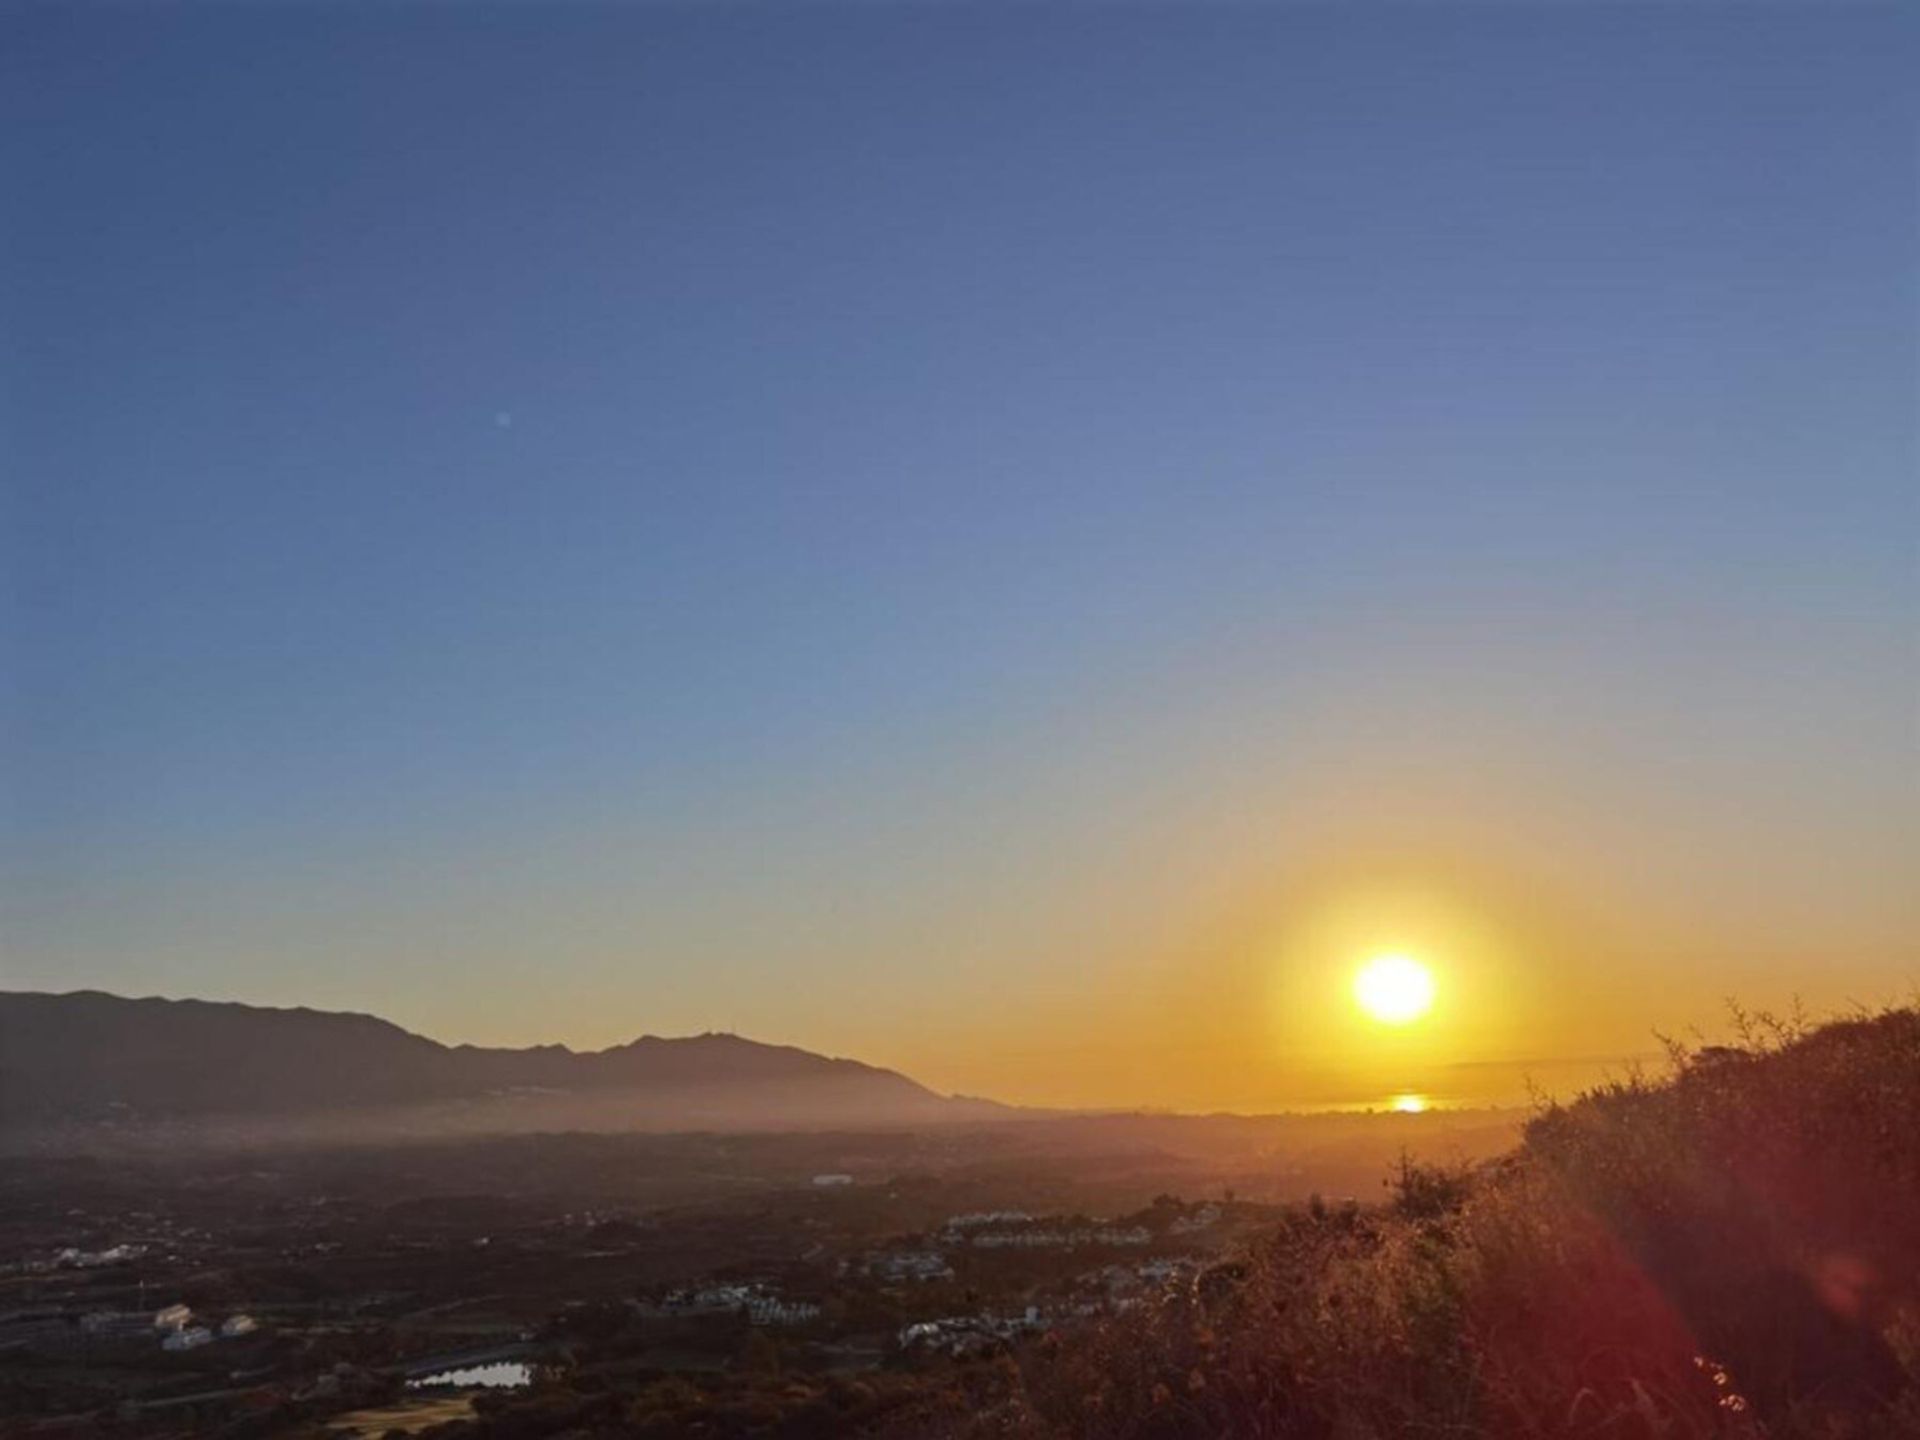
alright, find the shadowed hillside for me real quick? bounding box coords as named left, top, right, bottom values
left=967, top=1006, right=1920, bottom=1439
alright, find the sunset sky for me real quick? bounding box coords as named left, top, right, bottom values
left=5, top=5, right=1915, bottom=1111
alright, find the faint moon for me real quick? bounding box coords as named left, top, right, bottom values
left=494, top=410, right=514, bottom=428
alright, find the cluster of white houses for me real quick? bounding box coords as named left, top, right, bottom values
left=75, top=1302, right=259, bottom=1352
left=1081, top=1256, right=1196, bottom=1300
left=2, top=1243, right=148, bottom=1277
left=636, top=1285, right=822, bottom=1327
left=940, top=1210, right=1033, bottom=1230
left=898, top=1305, right=1068, bottom=1357
left=931, top=1210, right=1152, bottom=1249
left=856, top=1249, right=954, bottom=1283
left=898, top=1255, right=1205, bottom=1356
left=961, top=1224, right=1151, bottom=1250
left=53, top=1243, right=148, bottom=1270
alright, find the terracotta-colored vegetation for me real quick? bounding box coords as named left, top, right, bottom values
left=976, top=1006, right=1920, bottom=1439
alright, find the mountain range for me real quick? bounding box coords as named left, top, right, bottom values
left=0, top=990, right=1002, bottom=1142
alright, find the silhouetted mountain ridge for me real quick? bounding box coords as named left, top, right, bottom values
left=0, top=990, right=985, bottom=1135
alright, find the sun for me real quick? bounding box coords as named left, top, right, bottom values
left=1354, top=953, right=1435, bottom=1025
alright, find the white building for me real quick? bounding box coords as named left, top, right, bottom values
left=55, top=1243, right=146, bottom=1269
left=898, top=1307, right=1049, bottom=1356
left=864, top=1250, right=954, bottom=1283
left=152, top=1303, right=192, bottom=1333
left=220, top=1314, right=259, bottom=1337
left=967, top=1225, right=1150, bottom=1250
left=747, top=1295, right=822, bottom=1327
left=663, top=1284, right=755, bottom=1314
left=943, top=1210, right=1032, bottom=1230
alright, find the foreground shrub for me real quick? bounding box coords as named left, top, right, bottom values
left=968, top=1005, right=1920, bottom=1439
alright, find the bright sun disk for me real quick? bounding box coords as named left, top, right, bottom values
left=1354, top=953, right=1436, bottom=1025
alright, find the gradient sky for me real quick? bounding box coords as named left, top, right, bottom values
left=4, top=3, right=1916, bottom=1110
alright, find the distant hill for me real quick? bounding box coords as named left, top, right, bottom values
left=0, top=990, right=1002, bottom=1142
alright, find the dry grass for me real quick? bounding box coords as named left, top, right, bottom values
left=325, top=1393, right=477, bottom=1436
left=947, top=1005, right=1920, bottom=1440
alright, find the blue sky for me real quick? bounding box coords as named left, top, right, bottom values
left=4, top=4, right=1915, bottom=1107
